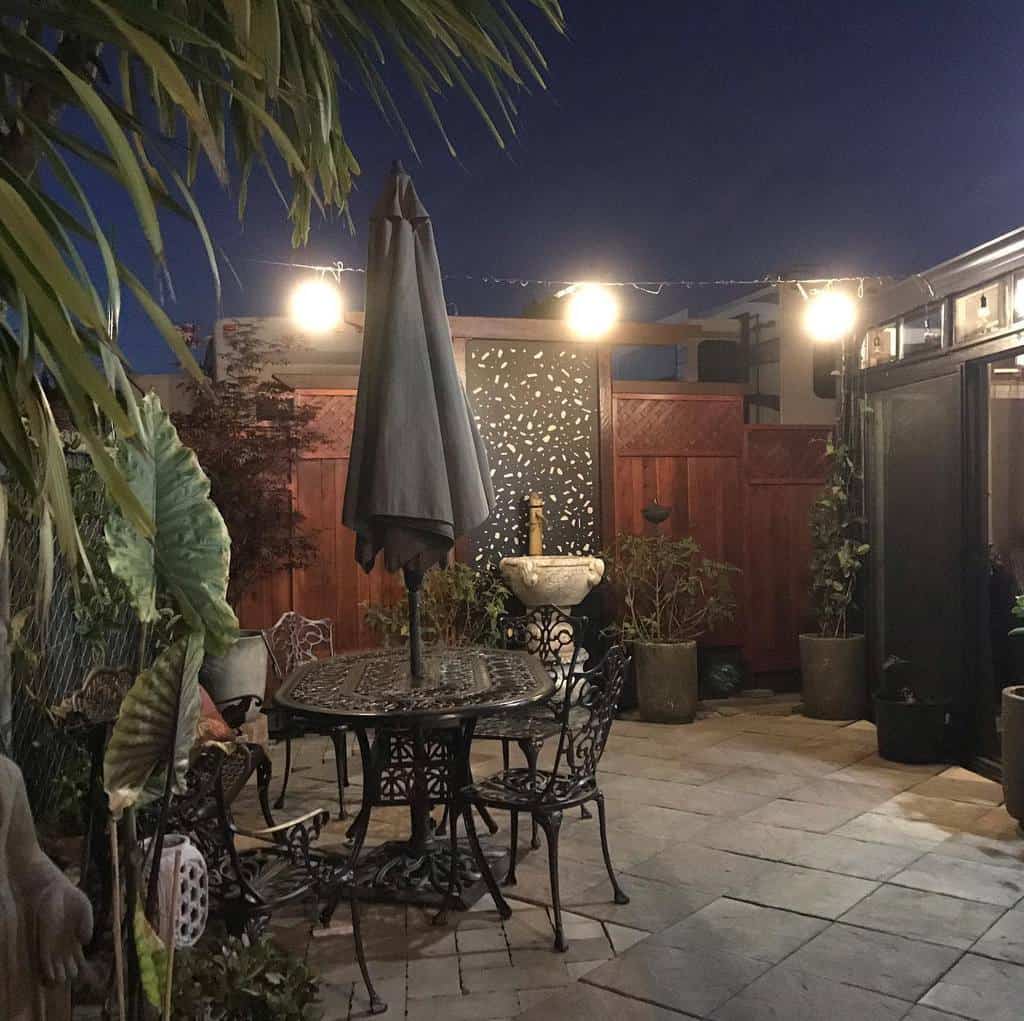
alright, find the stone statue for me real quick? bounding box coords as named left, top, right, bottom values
left=1, top=754, right=93, bottom=1020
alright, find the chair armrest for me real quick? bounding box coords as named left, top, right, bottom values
left=234, top=807, right=330, bottom=840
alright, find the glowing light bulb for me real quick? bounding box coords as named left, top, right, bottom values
left=804, top=290, right=857, bottom=343
left=566, top=284, right=619, bottom=338
left=289, top=278, right=343, bottom=334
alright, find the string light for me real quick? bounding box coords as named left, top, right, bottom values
left=289, top=277, right=344, bottom=333
left=565, top=284, right=619, bottom=338
left=804, top=290, right=858, bottom=343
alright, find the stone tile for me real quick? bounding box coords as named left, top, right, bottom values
left=652, top=897, right=828, bottom=962
left=841, top=885, right=1006, bottom=949
left=625, top=841, right=776, bottom=895
left=890, top=852, right=1024, bottom=907
left=736, top=862, right=878, bottom=919
left=972, top=906, right=1024, bottom=964
left=785, top=921, right=960, bottom=1000
left=697, top=819, right=921, bottom=880
left=570, top=873, right=717, bottom=932
left=350, top=973, right=407, bottom=1020
left=503, top=909, right=559, bottom=949
left=505, top=859, right=610, bottom=906
left=874, top=792, right=992, bottom=830
left=557, top=829, right=675, bottom=870
left=608, top=803, right=713, bottom=843
left=933, top=807, right=1024, bottom=867
left=603, top=922, right=648, bottom=954
left=857, top=754, right=946, bottom=776
left=705, top=766, right=808, bottom=797
left=921, top=952, right=1024, bottom=1021
left=710, top=964, right=909, bottom=1021
left=787, top=777, right=896, bottom=812
left=829, top=762, right=926, bottom=792
left=835, top=812, right=952, bottom=851
left=601, top=774, right=767, bottom=817
left=462, top=959, right=573, bottom=994
left=406, top=955, right=461, bottom=998
left=456, top=925, right=508, bottom=954
left=740, top=797, right=863, bottom=833
left=512, top=937, right=612, bottom=967
left=584, top=941, right=768, bottom=1017
left=458, top=949, right=512, bottom=972
left=901, top=1008, right=971, bottom=1021
left=910, top=767, right=1005, bottom=806
left=405, top=991, right=520, bottom=1021
left=517, top=981, right=692, bottom=1021
left=600, top=753, right=731, bottom=785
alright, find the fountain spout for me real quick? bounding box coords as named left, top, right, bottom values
left=527, top=491, right=545, bottom=556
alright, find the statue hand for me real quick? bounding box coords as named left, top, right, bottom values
left=36, top=880, right=93, bottom=987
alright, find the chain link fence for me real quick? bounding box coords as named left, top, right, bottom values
left=9, top=454, right=139, bottom=820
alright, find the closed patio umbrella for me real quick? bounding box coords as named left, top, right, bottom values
left=343, top=162, right=494, bottom=675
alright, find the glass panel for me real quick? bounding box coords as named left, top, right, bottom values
left=954, top=280, right=1005, bottom=344
left=982, top=352, right=1024, bottom=760
left=860, top=324, right=897, bottom=368
left=867, top=375, right=963, bottom=704
left=900, top=304, right=944, bottom=359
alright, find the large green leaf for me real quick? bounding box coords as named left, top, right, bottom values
left=103, top=632, right=203, bottom=818
left=105, top=391, right=237, bottom=653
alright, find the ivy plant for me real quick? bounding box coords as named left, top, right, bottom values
left=809, top=438, right=870, bottom=639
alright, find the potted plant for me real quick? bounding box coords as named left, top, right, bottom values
left=874, top=655, right=950, bottom=764
left=801, top=437, right=870, bottom=719
left=364, top=561, right=510, bottom=648
left=1003, top=596, right=1024, bottom=825
left=176, top=323, right=322, bottom=719
left=605, top=533, right=737, bottom=723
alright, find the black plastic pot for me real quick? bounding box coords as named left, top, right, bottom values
left=874, top=694, right=950, bottom=764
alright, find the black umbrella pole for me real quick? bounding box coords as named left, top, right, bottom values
left=404, top=567, right=425, bottom=677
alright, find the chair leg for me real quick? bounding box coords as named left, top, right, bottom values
left=330, top=728, right=347, bottom=820
left=434, top=799, right=461, bottom=927
left=477, top=804, right=500, bottom=835
left=504, top=810, right=519, bottom=886
left=519, top=741, right=542, bottom=850
left=351, top=890, right=386, bottom=1015
left=341, top=729, right=350, bottom=787
left=502, top=739, right=510, bottom=771
left=462, top=803, right=512, bottom=920
left=580, top=803, right=592, bottom=820
left=537, top=810, right=567, bottom=952
left=595, top=793, right=629, bottom=905
left=274, top=735, right=293, bottom=810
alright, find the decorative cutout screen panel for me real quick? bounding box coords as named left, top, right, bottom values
left=466, top=340, right=599, bottom=567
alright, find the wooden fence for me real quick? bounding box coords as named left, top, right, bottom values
left=239, top=385, right=829, bottom=680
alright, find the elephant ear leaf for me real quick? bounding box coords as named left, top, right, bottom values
left=105, top=391, right=238, bottom=655
left=104, top=632, right=203, bottom=819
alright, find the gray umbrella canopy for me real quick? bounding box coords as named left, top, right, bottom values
left=343, top=163, right=494, bottom=575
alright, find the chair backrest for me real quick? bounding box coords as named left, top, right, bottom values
left=52, top=665, right=135, bottom=730
left=499, top=607, right=588, bottom=682
left=548, top=645, right=630, bottom=795
left=262, top=611, right=334, bottom=681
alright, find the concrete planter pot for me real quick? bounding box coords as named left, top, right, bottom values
left=799, top=634, right=866, bottom=720
left=634, top=640, right=698, bottom=724
left=199, top=629, right=268, bottom=721
left=1003, top=686, right=1024, bottom=825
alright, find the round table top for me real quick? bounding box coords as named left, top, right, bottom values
left=274, top=646, right=554, bottom=725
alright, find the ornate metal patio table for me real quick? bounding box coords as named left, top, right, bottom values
left=275, top=645, right=553, bottom=913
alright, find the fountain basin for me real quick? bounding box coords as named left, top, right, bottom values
left=499, top=555, right=605, bottom=609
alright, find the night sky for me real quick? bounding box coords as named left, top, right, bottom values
left=97, top=0, right=1024, bottom=372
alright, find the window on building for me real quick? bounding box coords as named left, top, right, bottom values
left=954, top=281, right=1005, bottom=344
left=900, top=304, right=944, bottom=359
left=860, top=325, right=897, bottom=368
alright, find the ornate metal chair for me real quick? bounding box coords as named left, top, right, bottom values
left=459, top=646, right=631, bottom=952
left=158, top=742, right=385, bottom=1012
left=262, top=612, right=349, bottom=818
left=473, top=608, right=590, bottom=857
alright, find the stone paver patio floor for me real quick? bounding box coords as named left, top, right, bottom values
left=235, top=708, right=1024, bottom=1020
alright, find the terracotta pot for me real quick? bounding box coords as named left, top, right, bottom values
left=1003, top=686, right=1024, bottom=824
left=800, top=634, right=866, bottom=720
left=634, top=640, right=698, bottom=724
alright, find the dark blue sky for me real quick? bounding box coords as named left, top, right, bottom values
left=99, top=0, right=1024, bottom=371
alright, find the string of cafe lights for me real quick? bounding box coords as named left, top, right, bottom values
left=252, top=258, right=881, bottom=342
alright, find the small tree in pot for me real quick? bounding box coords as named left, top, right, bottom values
left=801, top=437, right=870, bottom=719
left=605, top=533, right=737, bottom=723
